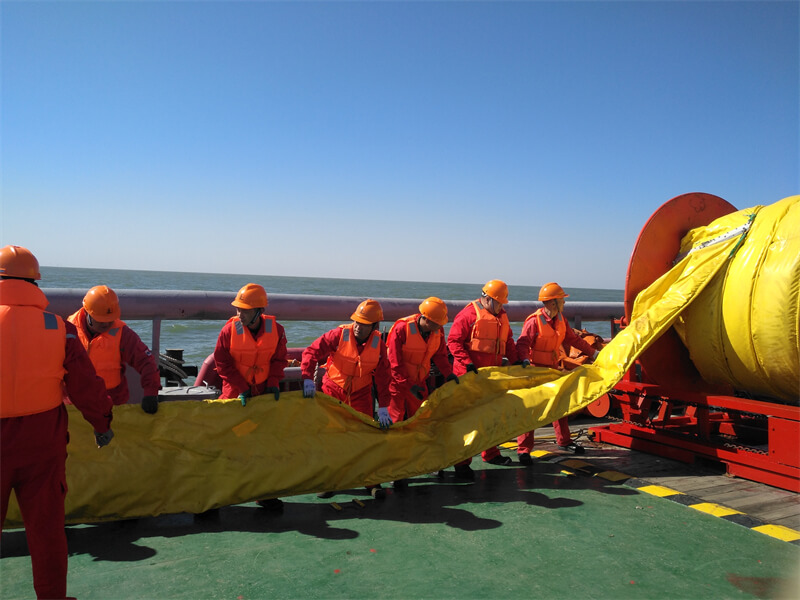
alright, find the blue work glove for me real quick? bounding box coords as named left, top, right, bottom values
left=238, top=391, right=251, bottom=406
left=377, top=407, right=392, bottom=430
left=303, top=379, right=316, bottom=398
left=265, top=386, right=280, bottom=401
left=94, top=428, right=114, bottom=448
left=466, top=363, right=478, bottom=375
left=445, top=373, right=459, bottom=385
left=410, top=385, right=424, bottom=400
left=515, top=359, right=530, bottom=368
left=141, top=395, right=159, bottom=414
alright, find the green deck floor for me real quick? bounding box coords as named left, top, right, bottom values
left=2, top=455, right=799, bottom=599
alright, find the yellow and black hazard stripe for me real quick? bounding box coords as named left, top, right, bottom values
left=528, top=449, right=800, bottom=545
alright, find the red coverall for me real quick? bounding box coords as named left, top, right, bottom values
left=446, top=301, right=519, bottom=463
left=386, top=315, right=453, bottom=423
left=214, top=317, right=288, bottom=399
left=69, top=308, right=161, bottom=404
left=1, top=280, right=113, bottom=600
left=300, top=326, right=391, bottom=417
left=515, top=309, right=597, bottom=452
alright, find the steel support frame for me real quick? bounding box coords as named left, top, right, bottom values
left=591, top=380, right=800, bottom=492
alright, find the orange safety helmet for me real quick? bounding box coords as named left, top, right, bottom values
left=419, top=297, right=448, bottom=326
left=0, top=245, right=41, bottom=280
left=232, top=283, right=268, bottom=309
left=350, top=299, right=383, bottom=324
left=83, top=285, right=121, bottom=322
left=482, top=279, right=509, bottom=304
left=539, top=282, right=569, bottom=302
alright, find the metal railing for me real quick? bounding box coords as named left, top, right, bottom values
left=42, top=289, right=624, bottom=358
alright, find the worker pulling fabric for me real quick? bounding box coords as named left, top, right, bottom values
left=68, top=285, right=162, bottom=413
left=446, top=279, right=520, bottom=478
left=301, top=299, right=392, bottom=499
left=515, top=282, right=600, bottom=460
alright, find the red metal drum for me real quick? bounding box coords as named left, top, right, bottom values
left=624, top=192, right=736, bottom=390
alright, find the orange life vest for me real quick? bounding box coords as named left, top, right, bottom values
left=397, top=314, right=443, bottom=383
left=228, top=315, right=280, bottom=386
left=468, top=301, right=509, bottom=356
left=0, top=280, right=67, bottom=417
left=526, top=308, right=567, bottom=367
left=69, top=309, right=124, bottom=390
left=325, top=324, right=382, bottom=397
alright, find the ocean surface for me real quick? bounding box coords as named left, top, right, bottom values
left=40, top=266, right=623, bottom=369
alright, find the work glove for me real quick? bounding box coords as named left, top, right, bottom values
left=238, top=390, right=251, bottom=407
left=410, top=385, right=425, bottom=400
left=445, top=373, right=459, bottom=385
left=377, top=407, right=392, bottom=430
left=302, top=378, right=316, bottom=398
left=141, top=395, right=159, bottom=414
left=94, top=428, right=114, bottom=448
left=592, top=349, right=600, bottom=360
left=265, top=386, right=280, bottom=401
left=466, top=363, right=478, bottom=375
left=519, top=359, right=531, bottom=368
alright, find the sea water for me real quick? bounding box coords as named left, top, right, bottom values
left=40, top=266, right=623, bottom=368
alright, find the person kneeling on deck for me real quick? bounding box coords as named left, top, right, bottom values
left=301, top=299, right=392, bottom=500
left=387, top=297, right=457, bottom=488
left=1, top=245, right=115, bottom=600
left=446, top=279, right=520, bottom=478
left=214, top=283, right=288, bottom=511
left=515, top=282, right=599, bottom=462
left=68, top=285, right=162, bottom=414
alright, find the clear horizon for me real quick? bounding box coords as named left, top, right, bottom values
left=3, top=1, right=797, bottom=289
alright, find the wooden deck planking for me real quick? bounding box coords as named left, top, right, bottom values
left=546, top=424, right=800, bottom=533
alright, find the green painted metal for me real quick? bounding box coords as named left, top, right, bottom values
left=2, top=457, right=797, bottom=599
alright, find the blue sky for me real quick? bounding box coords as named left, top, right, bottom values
left=1, top=1, right=797, bottom=289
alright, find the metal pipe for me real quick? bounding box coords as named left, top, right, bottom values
left=42, top=289, right=623, bottom=323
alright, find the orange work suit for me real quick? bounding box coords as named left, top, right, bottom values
left=447, top=300, right=519, bottom=464
left=386, top=315, right=452, bottom=423
left=515, top=308, right=592, bottom=452
left=1, top=279, right=112, bottom=600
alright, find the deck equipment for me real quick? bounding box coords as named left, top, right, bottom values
left=591, top=193, right=800, bottom=492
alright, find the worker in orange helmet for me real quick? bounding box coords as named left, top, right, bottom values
left=515, top=282, right=600, bottom=461
left=214, top=283, right=288, bottom=405
left=213, top=283, right=289, bottom=512
left=446, top=279, right=520, bottom=478
left=67, top=285, right=162, bottom=413
left=0, top=245, right=114, bottom=600
left=300, top=298, right=392, bottom=499
left=387, top=297, right=458, bottom=423
left=387, top=297, right=458, bottom=488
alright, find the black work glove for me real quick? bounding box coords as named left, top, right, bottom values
left=466, top=363, right=478, bottom=374
left=513, top=359, right=531, bottom=368
left=94, top=428, right=114, bottom=448
left=410, top=385, right=424, bottom=400
left=265, top=386, right=280, bottom=401
left=141, top=395, right=159, bottom=414
left=445, top=373, right=459, bottom=385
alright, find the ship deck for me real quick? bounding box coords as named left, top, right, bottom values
left=2, top=417, right=799, bottom=599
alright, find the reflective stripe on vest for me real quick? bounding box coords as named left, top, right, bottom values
left=69, top=309, right=124, bottom=390
left=325, top=324, right=382, bottom=397
left=1, top=281, right=67, bottom=417
left=526, top=308, right=567, bottom=367
left=228, top=315, right=279, bottom=386
left=398, top=315, right=441, bottom=383
left=468, top=301, right=509, bottom=356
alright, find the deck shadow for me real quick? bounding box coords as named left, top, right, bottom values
left=1, top=461, right=638, bottom=565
